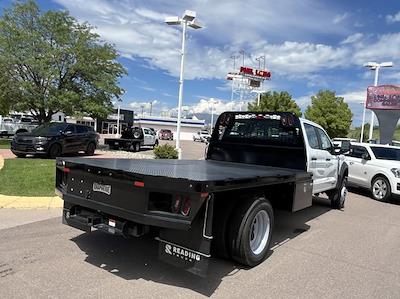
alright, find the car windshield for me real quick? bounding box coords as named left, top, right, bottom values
left=31, top=123, right=68, bottom=134
left=370, top=146, right=400, bottom=161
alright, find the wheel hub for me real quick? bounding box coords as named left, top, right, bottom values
left=249, top=210, right=270, bottom=255
left=373, top=179, right=387, bottom=200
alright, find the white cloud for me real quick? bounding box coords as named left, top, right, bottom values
left=352, top=33, right=400, bottom=64
left=333, top=12, right=349, bottom=24
left=338, top=90, right=367, bottom=103
left=52, top=0, right=400, bottom=86
left=129, top=100, right=159, bottom=110
left=183, top=98, right=249, bottom=114
left=386, top=11, right=400, bottom=23
left=340, top=33, right=363, bottom=44
left=53, top=0, right=353, bottom=80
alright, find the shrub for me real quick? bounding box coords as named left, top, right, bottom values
left=153, top=144, right=178, bottom=159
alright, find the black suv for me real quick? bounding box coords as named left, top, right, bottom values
left=11, top=123, right=99, bottom=158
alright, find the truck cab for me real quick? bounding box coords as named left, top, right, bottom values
left=301, top=119, right=343, bottom=194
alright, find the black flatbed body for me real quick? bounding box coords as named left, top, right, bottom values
left=61, top=157, right=311, bottom=192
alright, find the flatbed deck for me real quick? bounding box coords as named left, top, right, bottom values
left=61, top=158, right=311, bottom=188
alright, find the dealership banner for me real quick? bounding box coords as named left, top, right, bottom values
left=366, top=85, right=400, bottom=110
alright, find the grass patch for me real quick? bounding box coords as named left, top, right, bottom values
left=0, top=158, right=55, bottom=196
left=0, top=139, right=11, bottom=149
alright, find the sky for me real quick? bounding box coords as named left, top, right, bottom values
left=1, top=0, right=400, bottom=126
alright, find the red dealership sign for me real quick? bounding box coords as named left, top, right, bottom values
left=366, top=85, right=400, bottom=110
left=239, top=66, right=271, bottom=78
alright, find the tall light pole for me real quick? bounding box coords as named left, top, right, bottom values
left=360, top=101, right=366, bottom=142
left=251, top=90, right=267, bottom=107
left=165, top=10, right=202, bottom=159
left=210, top=98, right=215, bottom=131
left=363, top=61, right=393, bottom=141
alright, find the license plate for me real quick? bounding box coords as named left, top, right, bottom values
left=93, top=182, right=111, bottom=195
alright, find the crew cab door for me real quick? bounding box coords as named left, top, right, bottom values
left=303, top=123, right=337, bottom=193
left=143, top=128, right=155, bottom=146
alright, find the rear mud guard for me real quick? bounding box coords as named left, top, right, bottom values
left=156, top=194, right=214, bottom=277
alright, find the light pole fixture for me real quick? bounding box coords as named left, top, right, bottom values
left=363, top=61, right=393, bottom=141
left=165, top=10, right=202, bottom=159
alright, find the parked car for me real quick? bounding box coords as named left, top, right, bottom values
left=11, top=122, right=99, bottom=158
left=158, top=129, right=173, bottom=140
left=193, top=130, right=211, bottom=142
left=105, top=126, right=158, bottom=151
left=56, top=112, right=348, bottom=276
left=345, top=142, right=400, bottom=202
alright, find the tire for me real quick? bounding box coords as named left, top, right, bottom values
left=85, top=142, right=96, bottom=156
left=48, top=144, right=62, bottom=159
left=132, top=128, right=143, bottom=139
left=371, top=176, right=391, bottom=202
left=329, top=177, right=348, bottom=209
left=15, top=153, right=26, bottom=158
left=133, top=143, right=140, bottom=152
left=211, top=199, right=237, bottom=259
left=154, top=140, right=159, bottom=148
left=228, top=197, right=274, bottom=267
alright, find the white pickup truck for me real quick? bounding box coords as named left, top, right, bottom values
left=58, top=112, right=349, bottom=277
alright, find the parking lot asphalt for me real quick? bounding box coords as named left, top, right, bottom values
left=1, top=140, right=400, bottom=298
left=1, top=193, right=400, bottom=298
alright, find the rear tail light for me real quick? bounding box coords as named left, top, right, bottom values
left=181, top=197, right=191, bottom=216
left=134, top=181, right=145, bottom=188
left=63, top=167, right=71, bottom=173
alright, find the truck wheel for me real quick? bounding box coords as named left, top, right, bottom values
left=15, top=153, right=26, bottom=158
left=132, top=128, right=143, bottom=139
left=134, top=143, right=140, bottom=152
left=228, top=197, right=274, bottom=267
left=329, top=177, right=347, bottom=209
left=153, top=140, right=159, bottom=148
left=371, top=176, right=391, bottom=202
left=48, top=144, right=62, bottom=159
left=85, top=142, right=96, bottom=156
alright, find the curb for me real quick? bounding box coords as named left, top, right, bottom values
left=0, top=154, right=63, bottom=209
left=0, top=194, right=63, bottom=209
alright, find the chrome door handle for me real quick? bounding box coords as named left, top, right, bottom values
left=311, top=157, right=317, bottom=161
left=326, top=158, right=331, bottom=161
left=349, top=162, right=354, bottom=165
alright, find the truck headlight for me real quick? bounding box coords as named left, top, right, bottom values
left=391, top=168, right=400, bottom=178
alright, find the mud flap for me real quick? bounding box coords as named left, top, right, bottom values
left=156, top=195, right=214, bottom=277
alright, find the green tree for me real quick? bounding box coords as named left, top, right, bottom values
left=0, top=0, right=126, bottom=123
left=248, top=91, right=302, bottom=117
left=304, top=90, right=352, bottom=138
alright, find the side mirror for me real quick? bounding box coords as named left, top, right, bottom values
left=361, top=153, right=371, bottom=160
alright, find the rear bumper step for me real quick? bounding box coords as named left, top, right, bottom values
left=62, top=208, right=149, bottom=237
